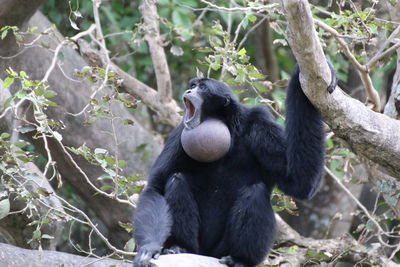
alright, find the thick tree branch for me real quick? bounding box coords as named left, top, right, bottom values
left=272, top=215, right=398, bottom=267
left=281, top=0, right=400, bottom=179
left=140, top=0, right=173, bottom=101
left=0, top=243, right=131, bottom=267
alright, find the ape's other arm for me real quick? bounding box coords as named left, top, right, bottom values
left=133, top=124, right=186, bottom=267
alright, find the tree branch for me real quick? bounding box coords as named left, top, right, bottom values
left=139, top=0, right=173, bottom=101
left=0, top=243, right=131, bottom=267
left=112, top=63, right=181, bottom=127
left=281, top=0, right=400, bottom=179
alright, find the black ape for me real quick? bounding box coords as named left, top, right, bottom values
left=133, top=64, right=336, bottom=267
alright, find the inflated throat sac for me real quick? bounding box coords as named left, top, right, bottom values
left=181, top=118, right=231, bottom=162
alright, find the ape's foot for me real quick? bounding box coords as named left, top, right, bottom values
left=219, top=256, right=249, bottom=267
left=133, top=243, right=161, bottom=267
left=162, top=245, right=188, bottom=255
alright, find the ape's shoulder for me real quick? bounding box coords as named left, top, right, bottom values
left=237, top=105, right=282, bottom=140
left=245, top=105, right=275, bottom=124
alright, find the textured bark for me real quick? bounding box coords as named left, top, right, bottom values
left=0, top=242, right=228, bottom=267
left=282, top=0, right=400, bottom=179
left=0, top=243, right=131, bottom=267
left=139, top=0, right=173, bottom=101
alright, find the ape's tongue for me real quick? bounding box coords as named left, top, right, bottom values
left=184, top=98, right=195, bottom=120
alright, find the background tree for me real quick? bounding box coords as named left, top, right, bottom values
left=0, top=0, right=399, bottom=266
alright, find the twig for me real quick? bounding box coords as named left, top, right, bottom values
left=314, top=19, right=381, bottom=112
left=367, top=25, right=400, bottom=69
left=238, top=15, right=268, bottom=49
left=200, top=0, right=278, bottom=12
left=325, top=166, right=385, bottom=233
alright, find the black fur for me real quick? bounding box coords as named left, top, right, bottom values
left=133, top=64, right=335, bottom=267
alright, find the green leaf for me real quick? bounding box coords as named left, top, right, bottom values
left=1, top=30, right=8, bottom=40
left=0, top=199, right=10, bottom=220
left=136, top=143, right=148, bottom=152
left=14, top=141, right=28, bottom=149
left=0, top=133, right=10, bottom=139
left=238, top=48, right=247, bottom=56
left=306, top=250, right=330, bottom=260
left=34, top=87, right=44, bottom=96
left=94, top=148, right=107, bottom=154
left=23, top=79, right=35, bottom=87
left=15, top=90, right=28, bottom=99
left=124, top=238, right=136, bottom=252
left=17, top=125, right=36, bottom=134
left=119, top=221, right=133, bottom=233
left=43, top=90, right=57, bottom=98
left=241, top=18, right=249, bottom=29
left=157, top=0, right=170, bottom=4
left=3, top=77, right=14, bottom=88
left=247, top=14, right=257, bottom=23
left=118, top=160, right=127, bottom=167
left=53, top=131, right=62, bottom=141
left=44, top=100, right=58, bottom=107
left=19, top=71, right=27, bottom=78
left=32, top=229, right=41, bottom=240
left=172, top=10, right=192, bottom=28
left=41, top=234, right=54, bottom=240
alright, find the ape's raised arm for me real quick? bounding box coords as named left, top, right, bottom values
left=249, top=62, right=336, bottom=199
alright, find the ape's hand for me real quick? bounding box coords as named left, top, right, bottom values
left=162, top=245, right=188, bottom=254
left=326, top=58, right=337, bottom=94
left=133, top=243, right=161, bottom=267
left=219, top=255, right=249, bottom=267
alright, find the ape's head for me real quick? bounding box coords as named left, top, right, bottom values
left=183, top=78, right=235, bottom=130
left=181, top=78, right=234, bottom=162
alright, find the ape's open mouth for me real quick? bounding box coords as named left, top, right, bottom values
left=182, top=89, right=203, bottom=130
left=184, top=97, right=195, bottom=120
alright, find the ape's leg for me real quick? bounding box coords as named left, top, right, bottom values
left=163, top=173, right=200, bottom=254
left=219, top=183, right=275, bottom=267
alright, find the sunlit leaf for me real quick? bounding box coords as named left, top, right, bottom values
left=0, top=199, right=10, bottom=220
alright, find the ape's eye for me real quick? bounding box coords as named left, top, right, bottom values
left=190, top=83, right=196, bottom=89
left=199, top=83, right=206, bottom=90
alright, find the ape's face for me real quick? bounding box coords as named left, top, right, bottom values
left=183, top=78, right=233, bottom=129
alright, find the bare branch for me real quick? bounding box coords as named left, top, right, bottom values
left=200, top=0, right=278, bottom=12
left=139, top=0, right=173, bottom=101
left=367, top=25, right=400, bottom=69
left=281, top=0, right=400, bottom=179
